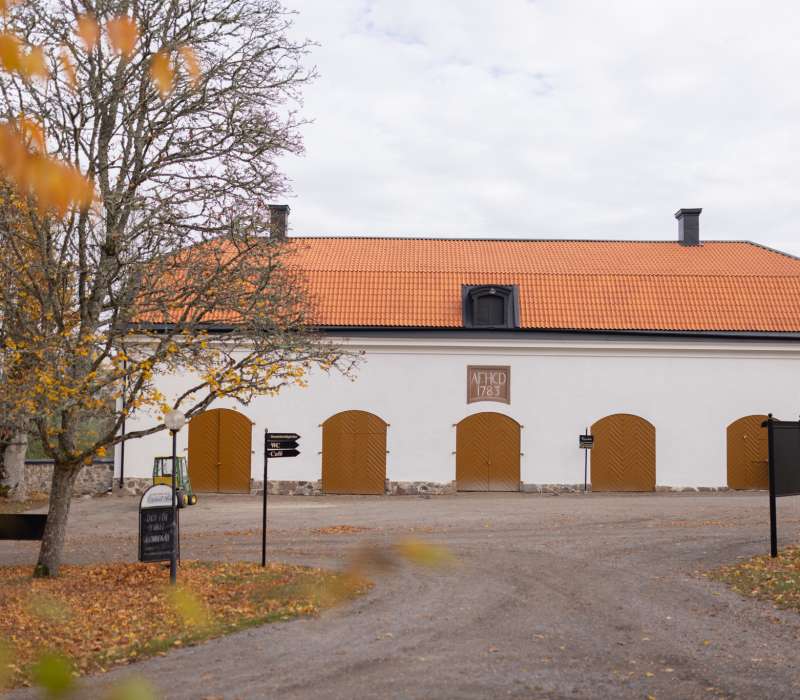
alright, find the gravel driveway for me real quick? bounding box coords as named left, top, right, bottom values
left=4, top=491, right=800, bottom=699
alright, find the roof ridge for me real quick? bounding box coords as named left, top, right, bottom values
left=288, top=236, right=764, bottom=244
left=294, top=269, right=800, bottom=278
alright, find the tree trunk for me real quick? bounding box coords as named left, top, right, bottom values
left=1, top=431, right=28, bottom=501
left=34, top=464, right=79, bottom=578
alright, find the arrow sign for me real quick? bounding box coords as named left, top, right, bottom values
left=267, top=448, right=300, bottom=459
left=267, top=433, right=300, bottom=442
left=267, top=439, right=298, bottom=450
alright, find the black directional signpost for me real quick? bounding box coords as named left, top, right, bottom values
left=579, top=428, right=594, bottom=492
left=764, top=415, right=800, bottom=557
left=262, top=430, right=301, bottom=566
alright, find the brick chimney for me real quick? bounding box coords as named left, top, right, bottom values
left=268, top=204, right=290, bottom=240
left=675, top=208, right=701, bottom=246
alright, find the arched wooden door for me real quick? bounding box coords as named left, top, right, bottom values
left=456, top=412, right=520, bottom=492
left=590, top=413, right=655, bottom=492
left=188, top=408, right=253, bottom=493
left=727, top=415, right=769, bottom=490
left=322, top=410, right=387, bottom=495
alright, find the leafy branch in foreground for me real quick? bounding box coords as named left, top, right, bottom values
left=0, top=0, right=354, bottom=576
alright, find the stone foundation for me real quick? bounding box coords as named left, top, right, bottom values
left=248, top=479, right=457, bottom=496
left=656, top=485, right=730, bottom=493
left=386, top=480, right=456, bottom=495
left=256, top=480, right=324, bottom=496
left=112, top=477, right=152, bottom=496
left=74, top=476, right=734, bottom=498
left=24, top=460, right=115, bottom=496
left=524, top=483, right=731, bottom=494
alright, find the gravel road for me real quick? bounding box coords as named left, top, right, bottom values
left=4, top=491, right=800, bottom=699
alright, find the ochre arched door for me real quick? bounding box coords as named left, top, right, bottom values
left=727, top=415, right=768, bottom=490
left=322, top=410, right=387, bottom=495
left=456, top=412, right=520, bottom=492
left=590, top=413, right=655, bottom=492
left=188, top=408, right=253, bottom=493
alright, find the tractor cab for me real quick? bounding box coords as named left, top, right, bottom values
left=153, top=456, right=197, bottom=507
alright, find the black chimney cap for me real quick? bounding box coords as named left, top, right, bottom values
left=675, top=208, right=702, bottom=246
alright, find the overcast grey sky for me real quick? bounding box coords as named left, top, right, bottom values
left=279, top=1, right=800, bottom=254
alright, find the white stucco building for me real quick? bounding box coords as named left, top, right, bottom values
left=119, top=207, right=800, bottom=494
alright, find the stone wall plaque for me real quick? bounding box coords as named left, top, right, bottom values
left=467, top=366, right=510, bottom=404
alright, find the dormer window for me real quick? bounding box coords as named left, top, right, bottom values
left=462, top=285, right=519, bottom=329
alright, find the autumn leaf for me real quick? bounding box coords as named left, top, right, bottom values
left=107, top=16, right=139, bottom=58
left=106, top=677, right=158, bottom=700
left=396, top=538, right=457, bottom=568
left=31, top=653, right=74, bottom=697
left=19, top=45, right=48, bottom=81
left=59, top=48, right=76, bottom=90
left=150, top=50, right=174, bottom=98
left=180, top=46, right=201, bottom=85
left=17, top=115, right=44, bottom=151
left=0, top=32, right=21, bottom=72
left=76, top=14, right=99, bottom=52
left=168, top=587, right=209, bottom=629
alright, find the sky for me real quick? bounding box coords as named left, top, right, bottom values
left=279, top=1, right=800, bottom=255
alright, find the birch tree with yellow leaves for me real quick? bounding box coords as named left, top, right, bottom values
left=0, top=1, right=353, bottom=577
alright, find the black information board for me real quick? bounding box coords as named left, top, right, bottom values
left=579, top=434, right=594, bottom=449
left=139, top=506, right=179, bottom=563
left=764, top=416, right=800, bottom=557
left=0, top=514, right=47, bottom=540
left=770, top=421, right=800, bottom=497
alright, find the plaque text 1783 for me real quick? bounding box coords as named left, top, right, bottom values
left=467, top=365, right=510, bottom=404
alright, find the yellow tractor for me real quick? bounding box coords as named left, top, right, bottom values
left=153, top=456, right=198, bottom=508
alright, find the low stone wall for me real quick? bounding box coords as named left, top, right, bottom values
left=24, top=460, right=115, bottom=496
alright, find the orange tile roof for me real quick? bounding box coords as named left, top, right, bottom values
left=281, top=238, right=800, bottom=333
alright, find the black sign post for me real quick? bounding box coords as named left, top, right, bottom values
left=764, top=415, right=800, bottom=557
left=579, top=429, right=594, bottom=492
left=262, top=431, right=301, bottom=566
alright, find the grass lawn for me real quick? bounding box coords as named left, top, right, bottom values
left=709, top=545, right=800, bottom=611
left=0, top=561, right=369, bottom=690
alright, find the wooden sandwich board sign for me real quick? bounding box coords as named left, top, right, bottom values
left=261, top=430, right=301, bottom=566
left=139, top=484, right=179, bottom=563
left=763, top=415, right=800, bottom=557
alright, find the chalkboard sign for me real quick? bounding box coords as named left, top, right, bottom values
left=579, top=434, right=594, bottom=449
left=770, top=421, right=800, bottom=497
left=139, top=485, right=179, bottom=563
